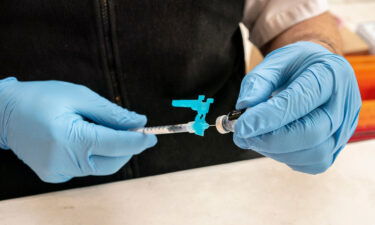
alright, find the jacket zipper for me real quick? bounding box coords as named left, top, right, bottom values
left=99, top=0, right=122, bottom=105
left=98, top=0, right=137, bottom=178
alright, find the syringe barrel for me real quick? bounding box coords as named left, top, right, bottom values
left=130, top=122, right=195, bottom=135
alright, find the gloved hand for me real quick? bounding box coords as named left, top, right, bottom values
left=0, top=77, right=157, bottom=182
left=234, top=41, right=361, bottom=174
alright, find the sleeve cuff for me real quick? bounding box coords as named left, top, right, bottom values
left=250, top=0, right=329, bottom=47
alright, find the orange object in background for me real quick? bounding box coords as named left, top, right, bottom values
left=346, top=56, right=375, bottom=142
left=350, top=100, right=375, bottom=142
left=346, top=55, right=375, bottom=100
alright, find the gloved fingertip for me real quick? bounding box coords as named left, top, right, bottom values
left=135, top=114, right=148, bottom=126
left=145, top=134, right=158, bottom=148
left=288, top=160, right=333, bottom=175
left=0, top=77, right=18, bottom=87
left=0, top=143, right=10, bottom=150
left=235, top=98, right=254, bottom=110
left=118, top=112, right=147, bottom=130
left=236, top=73, right=275, bottom=110
left=39, top=174, right=73, bottom=183
left=235, top=99, right=247, bottom=110
left=1, top=77, right=18, bottom=82
left=130, top=134, right=157, bottom=155
left=233, top=112, right=256, bottom=139
left=57, top=175, right=73, bottom=183
left=233, top=135, right=249, bottom=150
left=236, top=93, right=272, bottom=111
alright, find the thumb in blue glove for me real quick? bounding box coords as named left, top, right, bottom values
left=0, top=77, right=157, bottom=183
left=234, top=42, right=361, bottom=174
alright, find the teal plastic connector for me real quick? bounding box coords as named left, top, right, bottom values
left=172, top=95, right=214, bottom=136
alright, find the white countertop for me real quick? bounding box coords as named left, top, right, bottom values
left=1, top=140, right=375, bottom=225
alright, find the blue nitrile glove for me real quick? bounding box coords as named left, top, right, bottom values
left=234, top=42, right=361, bottom=174
left=0, top=77, right=157, bottom=183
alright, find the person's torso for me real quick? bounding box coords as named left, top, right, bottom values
left=0, top=0, right=261, bottom=199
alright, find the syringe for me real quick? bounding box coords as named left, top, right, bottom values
left=130, top=122, right=196, bottom=135
left=130, top=109, right=245, bottom=135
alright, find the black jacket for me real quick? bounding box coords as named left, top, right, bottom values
left=0, top=0, right=261, bottom=200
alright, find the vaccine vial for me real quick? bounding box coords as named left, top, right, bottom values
left=215, top=110, right=245, bottom=134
